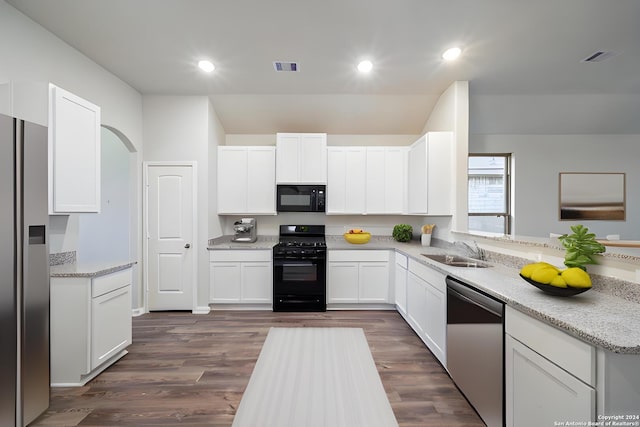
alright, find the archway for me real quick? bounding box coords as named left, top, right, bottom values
left=77, top=125, right=139, bottom=307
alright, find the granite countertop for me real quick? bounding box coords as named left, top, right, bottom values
left=208, top=234, right=640, bottom=354
left=50, top=261, right=136, bottom=278
left=207, top=235, right=278, bottom=250
left=361, top=238, right=640, bottom=354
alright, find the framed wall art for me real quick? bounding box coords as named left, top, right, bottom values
left=559, top=172, right=625, bottom=221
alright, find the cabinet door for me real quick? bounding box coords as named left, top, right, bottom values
left=505, top=335, right=595, bottom=427
left=50, top=86, right=101, bottom=213
left=406, top=272, right=428, bottom=336
left=241, top=262, right=272, bottom=303
left=327, top=147, right=365, bottom=214
left=276, top=134, right=300, bottom=183
left=427, top=132, right=453, bottom=215
left=384, top=148, right=406, bottom=214
left=365, top=147, right=386, bottom=213
left=394, top=265, right=408, bottom=316
left=299, top=133, right=327, bottom=183
left=91, top=285, right=132, bottom=370
left=247, top=147, right=276, bottom=213
left=327, top=148, right=347, bottom=213
left=407, top=136, right=427, bottom=214
left=327, top=262, right=359, bottom=303
left=359, top=262, right=389, bottom=303
left=423, top=281, right=446, bottom=364
left=344, top=148, right=366, bottom=213
left=210, top=262, right=242, bottom=303
left=217, top=147, right=248, bottom=214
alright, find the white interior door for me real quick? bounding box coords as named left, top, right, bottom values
left=145, top=163, right=195, bottom=311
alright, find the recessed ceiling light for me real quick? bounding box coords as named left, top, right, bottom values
left=442, top=47, right=462, bottom=61
left=357, top=60, right=373, bottom=73
left=198, top=60, right=215, bottom=72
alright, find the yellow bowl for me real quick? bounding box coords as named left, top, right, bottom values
left=344, top=232, right=371, bottom=244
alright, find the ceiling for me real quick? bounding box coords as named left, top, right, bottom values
left=7, top=0, right=640, bottom=134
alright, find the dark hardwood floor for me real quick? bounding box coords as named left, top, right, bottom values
left=32, top=310, right=484, bottom=427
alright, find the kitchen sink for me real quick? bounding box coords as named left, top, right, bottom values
left=421, top=254, right=491, bottom=268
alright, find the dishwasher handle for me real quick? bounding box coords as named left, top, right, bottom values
left=446, top=276, right=504, bottom=317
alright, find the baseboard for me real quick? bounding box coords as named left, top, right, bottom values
left=327, top=303, right=396, bottom=311
left=210, top=303, right=272, bottom=311
left=51, top=350, right=128, bottom=387
left=192, top=305, right=211, bottom=314
left=131, top=307, right=146, bottom=317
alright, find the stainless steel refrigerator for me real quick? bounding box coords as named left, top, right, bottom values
left=0, top=113, right=50, bottom=426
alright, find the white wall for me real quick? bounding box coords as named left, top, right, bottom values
left=208, top=100, right=225, bottom=239
left=422, top=81, right=470, bottom=237
left=77, top=127, right=131, bottom=263
left=0, top=2, right=142, bottom=151
left=0, top=1, right=144, bottom=308
left=221, top=213, right=451, bottom=242
left=143, top=95, right=226, bottom=311
left=470, top=134, right=640, bottom=239
left=470, top=93, right=640, bottom=135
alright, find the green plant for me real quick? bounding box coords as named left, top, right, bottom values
left=392, top=224, right=413, bottom=242
left=558, top=225, right=606, bottom=270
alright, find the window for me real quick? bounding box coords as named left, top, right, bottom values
left=468, top=154, right=511, bottom=234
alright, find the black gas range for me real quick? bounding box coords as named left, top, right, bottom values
left=272, top=225, right=326, bottom=312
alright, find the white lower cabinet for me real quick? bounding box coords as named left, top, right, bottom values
left=405, top=260, right=446, bottom=366
left=393, top=252, right=408, bottom=317
left=327, top=250, right=391, bottom=305
left=51, top=267, right=132, bottom=386
left=505, top=335, right=595, bottom=426
left=505, top=306, right=595, bottom=426
left=209, top=250, right=272, bottom=306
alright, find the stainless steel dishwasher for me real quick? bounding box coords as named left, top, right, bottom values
left=446, top=275, right=504, bottom=427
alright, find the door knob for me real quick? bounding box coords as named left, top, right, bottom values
left=184, top=243, right=191, bottom=249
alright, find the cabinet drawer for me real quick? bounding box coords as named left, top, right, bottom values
left=506, top=306, right=595, bottom=386
left=408, top=259, right=445, bottom=292
left=328, top=250, right=389, bottom=262
left=92, top=268, right=132, bottom=298
left=395, top=252, right=408, bottom=269
left=209, top=250, right=271, bottom=262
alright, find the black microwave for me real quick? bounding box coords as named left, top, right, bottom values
left=276, top=185, right=326, bottom=212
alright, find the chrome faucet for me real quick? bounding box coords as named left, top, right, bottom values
left=455, top=241, right=486, bottom=261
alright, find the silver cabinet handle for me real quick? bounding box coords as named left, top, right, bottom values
left=184, top=243, right=191, bottom=249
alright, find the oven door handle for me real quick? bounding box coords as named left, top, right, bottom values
left=273, top=260, right=317, bottom=267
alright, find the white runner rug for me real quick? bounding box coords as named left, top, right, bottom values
left=232, top=327, right=399, bottom=427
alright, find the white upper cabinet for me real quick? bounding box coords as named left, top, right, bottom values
left=217, top=146, right=276, bottom=214
left=327, top=145, right=406, bottom=215
left=276, top=133, right=327, bottom=184
left=365, top=147, right=406, bottom=214
left=326, top=146, right=366, bottom=214
left=49, top=85, right=101, bottom=213
left=407, top=132, right=453, bottom=215
left=1, top=82, right=101, bottom=214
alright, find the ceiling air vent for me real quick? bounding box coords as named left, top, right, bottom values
left=273, top=61, right=299, bottom=72
left=581, top=51, right=617, bottom=63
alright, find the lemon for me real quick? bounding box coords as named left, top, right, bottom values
left=531, top=266, right=561, bottom=285
left=561, top=268, right=592, bottom=288
left=549, top=275, right=568, bottom=288
left=520, top=262, right=559, bottom=279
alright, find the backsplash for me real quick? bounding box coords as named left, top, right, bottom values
left=49, top=251, right=76, bottom=266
